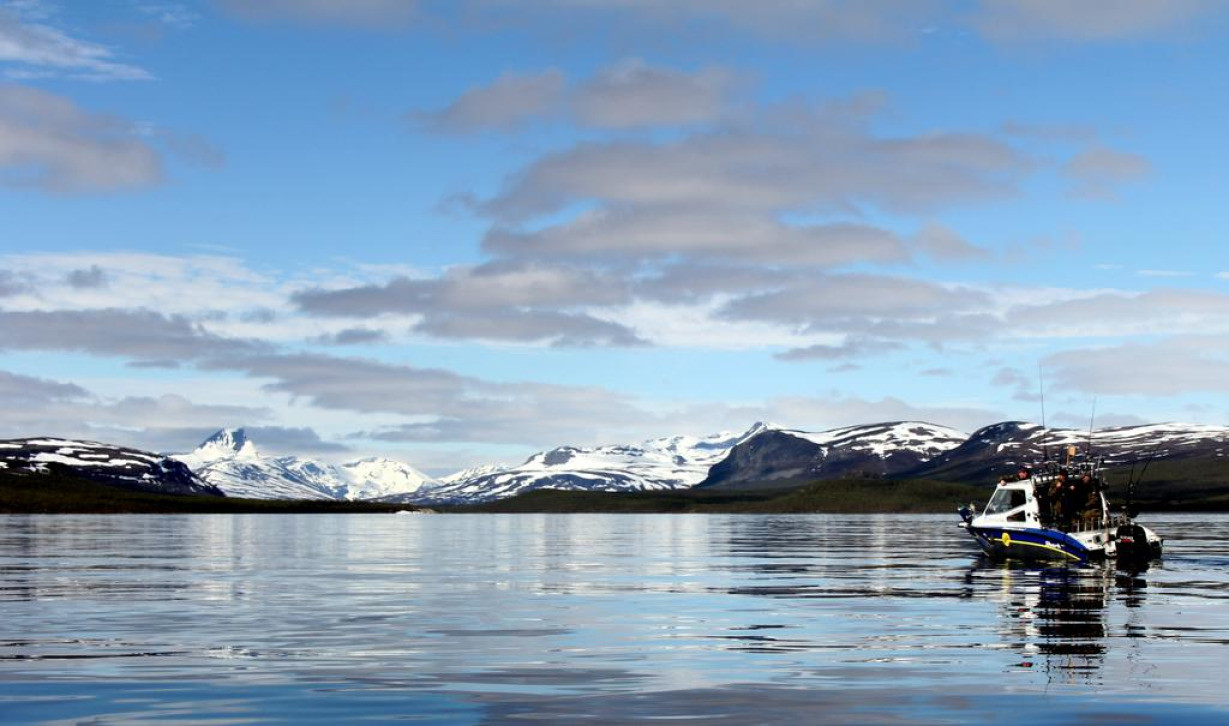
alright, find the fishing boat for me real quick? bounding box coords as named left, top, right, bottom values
left=958, top=449, right=1163, bottom=565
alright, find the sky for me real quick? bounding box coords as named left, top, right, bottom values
left=2, top=0, right=1229, bottom=475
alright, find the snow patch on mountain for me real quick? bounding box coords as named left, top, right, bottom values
left=782, top=421, right=969, bottom=459
left=976, top=421, right=1229, bottom=464
left=440, top=463, right=512, bottom=485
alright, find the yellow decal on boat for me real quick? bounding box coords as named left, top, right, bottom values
left=1000, top=532, right=1011, bottom=547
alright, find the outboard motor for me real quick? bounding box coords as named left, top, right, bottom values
left=1115, top=523, right=1151, bottom=569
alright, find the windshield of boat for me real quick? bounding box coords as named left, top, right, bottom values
left=984, top=486, right=1027, bottom=515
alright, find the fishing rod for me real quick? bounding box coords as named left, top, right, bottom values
left=1126, top=440, right=1166, bottom=518
left=1038, top=366, right=1049, bottom=465
left=1085, top=398, right=1097, bottom=461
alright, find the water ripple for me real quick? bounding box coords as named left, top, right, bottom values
left=0, top=512, right=1226, bottom=723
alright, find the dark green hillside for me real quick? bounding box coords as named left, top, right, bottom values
left=4, top=461, right=1222, bottom=514
left=1099, top=458, right=1229, bottom=511
left=0, top=470, right=411, bottom=514
left=458, top=477, right=987, bottom=514
left=461, top=465, right=1229, bottom=514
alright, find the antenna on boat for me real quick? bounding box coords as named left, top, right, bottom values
left=1038, top=365, right=1049, bottom=464
left=1085, top=397, right=1097, bottom=462
left=1126, top=441, right=1164, bottom=519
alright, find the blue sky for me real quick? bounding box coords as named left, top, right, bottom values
left=2, top=0, right=1229, bottom=474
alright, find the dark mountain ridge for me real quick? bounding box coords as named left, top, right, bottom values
left=0, top=438, right=223, bottom=497
left=697, top=420, right=1229, bottom=508
left=698, top=421, right=968, bottom=490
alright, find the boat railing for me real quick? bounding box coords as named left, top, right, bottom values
left=1059, top=512, right=1130, bottom=533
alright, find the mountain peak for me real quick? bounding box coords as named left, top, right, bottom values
left=742, top=421, right=782, bottom=438
left=193, top=427, right=259, bottom=461
left=204, top=427, right=247, bottom=449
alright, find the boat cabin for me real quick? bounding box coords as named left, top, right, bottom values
left=982, top=481, right=1040, bottom=525
left=978, top=468, right=1113, bottom=533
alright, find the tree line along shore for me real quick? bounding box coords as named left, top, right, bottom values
left=3, top=460, right=1226, bottom=515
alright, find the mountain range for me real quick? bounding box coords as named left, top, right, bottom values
left=173, top=428, right=438, bottom=501
left=906, top=421, right=1229, bottom=483
left=401, top=423, right=775, bottom=506
left=4, top=420, right=1228, bottom=506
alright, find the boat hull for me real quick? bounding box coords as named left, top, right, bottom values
left=966, top=524, right=1102, bottom=563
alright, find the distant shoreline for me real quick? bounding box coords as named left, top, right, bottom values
left=0, top=470, right=410, bottom=514
left=4, top=471, right=1224, bottom=515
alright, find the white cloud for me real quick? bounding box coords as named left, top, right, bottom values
left=0, top=368, right=276, bottom=452
left=480, top=106, right=1030, bottom=221
left=0, top=251, right=279, bottom=315
left=911, top=223, right=992, bottom=262
left=216, top=0, right=419, bottom=28
left=571, top=59, right=737, bottom=129
left=1006, top=289, right=1229, bottom=338
left=487, top=210, right=911, bottom=267
left=973, top=0, right=1219, bottom=42
left=411, top=69, right=566, bottom=133
left=0, top=251, right=397, bottom=345
left=215, top=1, right=1228, bottom=45
left=0, top=85, right=162, bottom=192
left=776, top=337, right=904, bottom=362
left=0, top=9, right=151, bottom=81
left=1044, top=338, right=1229, bottom=395
left=719, top=273, right=988, bottom=331
left=412, top=60, right=739, bottom=133
left=134, top=3, right=200, bottom=30
left=1062, top=146, right=1151, bottom=199
left=294, top=260, right=642, bottom=346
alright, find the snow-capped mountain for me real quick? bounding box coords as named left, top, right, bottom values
left=338, top=458, right=440, bottom=500
left=0, top=438, right=222, bottom=496
left=410, top=423, right=775, bottom=505
left=439, top=463, right=512, bottom=485
left=699, top=421, right=970, bottom=490
left=912, top=421, right=1229, bottom=483
left=175, top=429, right=438, bottom=501
left=9, top=420, right=1229, bottom=505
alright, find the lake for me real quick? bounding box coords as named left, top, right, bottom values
left=1, top=513, right=1227, bottom=724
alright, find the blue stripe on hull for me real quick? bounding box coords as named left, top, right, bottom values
left=967, top=526, right=1096, bottom=563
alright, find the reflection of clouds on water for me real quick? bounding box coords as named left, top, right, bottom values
left=467, top=684, right=1229, bottom=725
left=0, top=515, right=233, bottom=603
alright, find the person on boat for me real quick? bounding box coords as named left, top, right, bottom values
left=1048, top=470, right=1072, bottom=529
left=1022, top=468, right=1058, bottom=525
left=1078, top=472, right=1100, bottom=527
left=998, top=466, right=1032, bottom=485
left=1059, top=470, right=1084, bottom=530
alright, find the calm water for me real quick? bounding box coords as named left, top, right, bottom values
left=1, top=513, right=1227, bottom=725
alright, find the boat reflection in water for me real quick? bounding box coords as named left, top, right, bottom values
left=971, top=558, right=1150, bottom=684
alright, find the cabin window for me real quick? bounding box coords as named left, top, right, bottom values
left=985, top=487, right=1027, bottom=515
